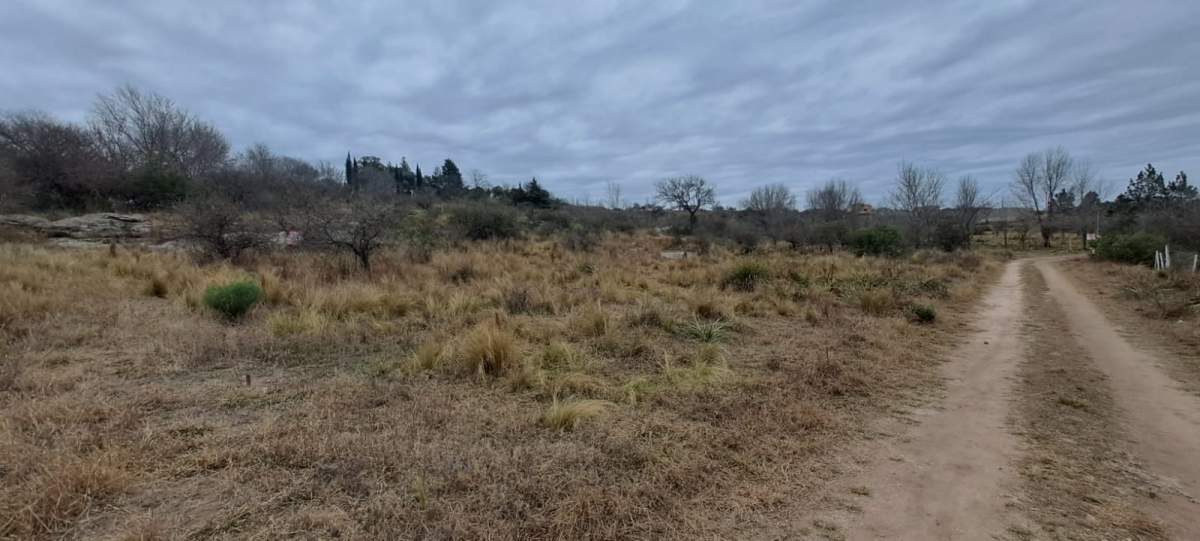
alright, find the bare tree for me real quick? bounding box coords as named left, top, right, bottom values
left=890, top=162, right=945, bottom=247
left=307, top=196, right=398, bottom=272
left=1011, top=146, right=1074, bottom=247
left=744, top=183, right=796, bottom=213
left=743, top=183, right=796, bottom=241
left=0, top=111, right=117, bottom=209
left=806, top=178, right=861, bottom=222
left=951, top=175, right=990, bottom=246
left=470, top=169, right=489, bottom=189
left=655, top=175, right=715, bottom=231
left=90, top=84, right=230, bottom=179
left=605, top=180, right=624, bottom=209
left=178, top=194, right=263, bottom=261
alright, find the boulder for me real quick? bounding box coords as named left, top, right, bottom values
left=0, top=213, right=151, bottom=239
left=0, top=215, right=50, bottom=229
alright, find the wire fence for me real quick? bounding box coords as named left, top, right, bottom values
left=1154, top=246, right=1199, bottom=273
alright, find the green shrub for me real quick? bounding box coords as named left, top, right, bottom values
left=849, top=226, right=903, bottom=257
left=1094, top=233, right=1165, bottom=266
left=680, top=319, right=733, bottom=343
left=723, top=261, right=770, bottom=291
left=451, top=203, right=521, bottom=241
left=202, top=281, right=263, bottom=320
left=911, top=304, right=936, bottom=323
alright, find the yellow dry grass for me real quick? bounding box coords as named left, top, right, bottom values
left=0, top=236, right=999, bottom=539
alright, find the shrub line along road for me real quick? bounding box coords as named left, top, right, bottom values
left=822, top=257, right=1200, bottom=540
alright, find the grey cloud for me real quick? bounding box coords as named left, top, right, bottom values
left=2, top=0, right=1198, bottom=205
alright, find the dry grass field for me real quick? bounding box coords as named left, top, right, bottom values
left=0, top=235, right=999, bottom=539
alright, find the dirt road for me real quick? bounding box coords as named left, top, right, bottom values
left=834, top=259, right=1029, bottom=540
left=824, top=257, right=1200, bottom=540
left=1036, top=258, right=1200, bottom=538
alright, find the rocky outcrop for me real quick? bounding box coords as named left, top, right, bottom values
left=0, top=213, right=151, bottom=239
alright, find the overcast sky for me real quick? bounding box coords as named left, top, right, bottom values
left=2, top=1, right=1198, bottom=205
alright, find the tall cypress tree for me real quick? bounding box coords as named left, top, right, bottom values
left=344, top=152, right=353, bottom=186
left=414, top=164, right=423, bottom=189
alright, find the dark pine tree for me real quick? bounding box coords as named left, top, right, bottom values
left=344, top=152, right=354, bottom=186
left=512, top=177, right=553, bottom=208
left=414, top=164, right=423, bottom=189
left=397, top=157, right=414, bottom=194
left=1168, top=171, right=1197, bottom=201
left=441, top=159, right=464, bottom=192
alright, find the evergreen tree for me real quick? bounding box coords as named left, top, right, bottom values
left=1051, top=189, right=1076, bottom=213
left=397, top=157, right=414, bottom=194
left=414, top=164, right=423, bottom=189
left=441, top=159, right=464, bottom=192
left=512, top=177, right=553, bottom=208
left=1168, top=171, right=1197, bottom=201
left=1117, top=163, right=1166, bottom=207
left=344, top=152, right=353, bottom=186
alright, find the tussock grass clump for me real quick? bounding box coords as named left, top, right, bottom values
left=690, top=289, right=732, bottom=321
left=911, top=304, right=937, bottom=323
left=410, top=341, right=446, bottom=372
left=722, top=261, right=770, bottom=291
left=267, top=308, right=330, bottom=336
left=662, top=344, right=732, bottom=390
left=144, top=275, right=169, bottom=298
left=551, top=371, right=609, bottom=398
left=542, top=398, right=614, bottom=431
left=541, top=340, right=583, bottom=369
left=571, top=304, right=611, bottom=337
left=858, top=289, right=896, bottom=316
left=680, top=319, right=733, bottom=343
left=202, top=281, right=263, bottom=320
left=459, top=323, right=522, bottom=377
left=626, top=301, right=671, bottom=330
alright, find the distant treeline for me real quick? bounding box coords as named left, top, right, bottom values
left=1, top=85, right=1196, bottom=255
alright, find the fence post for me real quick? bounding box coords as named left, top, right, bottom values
left=1164, top=245, right=1171, bottom=269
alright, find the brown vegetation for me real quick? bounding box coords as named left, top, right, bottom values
left=0, top=236, right=998, bottom=539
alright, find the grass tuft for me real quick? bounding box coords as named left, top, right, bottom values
left=680, top=319, right=733, bottom=343
left=722, top=261, right=770, bottom=292
left=542, top=398, right=614, bottom=431
left=459, top=323, right=522, bottom=377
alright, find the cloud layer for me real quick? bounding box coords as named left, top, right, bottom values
left=3, top=0, right=1197, bottom=204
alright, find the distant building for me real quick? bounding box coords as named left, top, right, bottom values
left=854, top=203, right=874, bottom=216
